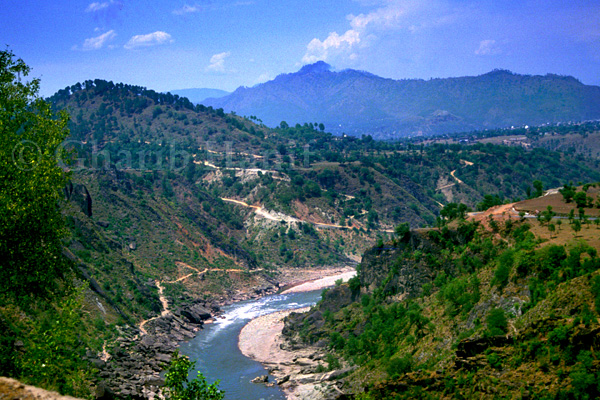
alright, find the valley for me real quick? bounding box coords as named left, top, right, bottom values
left=2, top=50, right=600, bottom=400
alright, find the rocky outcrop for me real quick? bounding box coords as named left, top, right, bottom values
left=180, top=304, right=212, bottom=324
left=64, top=182, right=93, bottom=217
left=92, top=301, right=215, bottom=400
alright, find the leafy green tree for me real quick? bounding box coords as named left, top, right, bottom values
left=440, top=202, right=470, bottom=221
left=163, top=350, right=224, bottom=400
left=476, top=194, right=503, bottom=211
left=571, top=220, right=582, bottom=237
left=559, top=183, right=576, bottom=203
left=0, top=49, right=70, bottom=298
left=486, top=308, right=508, bottom=336
left=20, top=287, right=90, bottom=396
left=532, top=180, right=544, bottom=197
left=394, top=222, right=410, bottom=242
left=574, top=191, right=588, bottom=208
left=541, top=205, right=555, bottom=225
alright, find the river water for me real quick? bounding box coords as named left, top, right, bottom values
left=179, top=289, right=322, bottom=400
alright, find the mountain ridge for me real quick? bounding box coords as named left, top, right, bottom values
left=202, top=63, right=600, bottom=139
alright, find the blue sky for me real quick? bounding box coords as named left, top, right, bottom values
left=2, top=0, right=599, bottom=97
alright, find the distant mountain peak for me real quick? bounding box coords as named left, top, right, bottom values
left=203, top=66, right=600, bottom=139
left=298, top=61, right=332, bottom=75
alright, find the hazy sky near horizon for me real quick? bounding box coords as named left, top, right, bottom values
left=2, top=0, right=600, bottom=97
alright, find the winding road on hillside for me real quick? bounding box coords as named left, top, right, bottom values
left=220, top=197, right=396, bottom=233
left=220, top=197, right=350, bottom=229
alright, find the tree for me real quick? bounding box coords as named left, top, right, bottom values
left=559, top=183, right=576, bottom=203
left=476, top=194, right=502, bottom=211
left=571, top=220, right=582, bottom=237
left=440, top=202, right=470, bottom=221
left=163, top=351, right=224, bottom=400
left=532, top=180, right=544, bottom=197
left=394, top=222, right=410, bottom=242
left=574, top=191, right=588, bottom=208
left=486, top=308, right=508, bottom=336
left=0, top=48, right=71, bottom=298
left=548, top=223, right=555, bottom=237
left=541, top=205, right=555, bottom=225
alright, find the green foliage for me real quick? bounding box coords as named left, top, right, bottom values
left=486, top=352, right=502, bottom=370
left=348, top=275, right=361, bottom=293
left=394, top=222, right=410, bottom=242
left=573, top=191, right=588, bottom=208
left=17, top=287, right=91, bottom=396
left=591, top=275, right=600, bottom=314
left=565, top=351, right=599, bottom=399
left=486, top=308, right=508, bottom=336
left=439, top=203, right=470, bottom=222
left=532, top=180, right=544, bottom=198
left=387, top=354, right=413, bottom=378
left=560, top=183, right=576, bottom=203
left=0, top=49, right=71, bottom=299
left=492, top=250, right=514, bottom=289
left=476, top=194, right=503, bottom=211
left=163, top=350, right=224, bottom=400
left=439, top=275, right=480, bottom=317
left=325, top=353, right=341, bottom=370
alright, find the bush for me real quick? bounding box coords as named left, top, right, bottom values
left=163, top=350, right=224, bottom=400
left=348, top=276, right=361, bottom=293
left=486, top=308, right=508, bottom=336
left=326, top=353, right=341, bottom=370
left=493, top=250, right=514, bottom=289
left=486, top=352, right=502, bottom=370
left=387, top=354, right=413, bottom=378
left=591, top=275, right=600, bottom=314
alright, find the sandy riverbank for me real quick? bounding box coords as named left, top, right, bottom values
left=238, top=268, right=356, bottom=399
left=281, top=269, right=356, bottom=294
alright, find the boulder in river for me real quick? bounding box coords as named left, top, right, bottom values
left=181, top=304, right=212, bottom=324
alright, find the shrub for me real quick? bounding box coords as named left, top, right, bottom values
left=348, top=276, right=361, bottom=293
left=163, top=350, right=224, bottom=400
left=387, top=354, right=413, bottom=378
left=326, top=353, right=341, bottom=370
left=486, top=308, right=508, bottom=336
left=591, top=275, right=600, bottom=314
left=486, top=352, right=502, bottom=370
left=493, top=250, right=514, bottom=289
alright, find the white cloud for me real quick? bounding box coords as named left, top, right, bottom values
left=81, top=30, right=117, bottom=50
left=302, top=30, right=361, bottom=64
left=348, top=2, right=409, bottom=31
left=124, top=31, right=173, bottom=50
left=301, top=0, right=459, bottom=64
left=207, top=52, right=231, bottom=72
left=86, top=1, right=110, bottom=12
left=302, top=1, right=412, bottom=63
left=475, top=39, right=501, bottom=56
left=173, top=4, right=201, bottom=15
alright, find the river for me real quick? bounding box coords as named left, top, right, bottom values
left=179, top=289, right=323, bottom=400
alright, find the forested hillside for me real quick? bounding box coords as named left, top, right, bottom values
left=284, top=192, right=600, bottom=399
